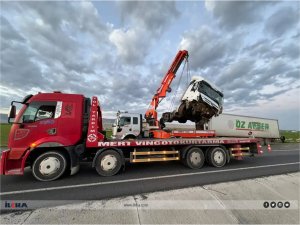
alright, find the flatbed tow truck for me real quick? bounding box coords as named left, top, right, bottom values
left=0, top=93, right=263, bottom=181
left=0, top=50, right=265, bottom=181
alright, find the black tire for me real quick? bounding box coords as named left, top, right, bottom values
left=207, top=147, right=227, bottom=168
left=32, top=151, right=67, bottom=181
left=184, top=147, right=205, bottom=169
left=95, top=150, right=122, bottom=176
left=205, top=147, right=212, bottom=164
left=124, top=135, right=136, bottom=140
left=180, top=153, right=188, bottom=167
left=178, top=119, right=187, bottom=123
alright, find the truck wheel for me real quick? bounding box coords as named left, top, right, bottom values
left=207, top=147, right=226, bottom=168
left=32, top=151, right=67, bottom=181
left=124, top=135, right=136, bottom=140
left=185, top=147, right=205, bottom=169
left=95, top=150, right=122, bottom=176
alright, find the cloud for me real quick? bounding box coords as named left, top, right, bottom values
left=19, top=1, right=109, bottom=39
left=217, top=59, right=255, bottom=87
left=243, top=36, right=300, bottom=64
left=119, top=1, right=179, bottom=37
left=0, top=2, right=112, bottom=95
left=264, top=6, right=299, bottom=37
left=1, top=1, right=172, bottom=116
left=226, top=87, right=300, bottom=130
left=282, top=42, right=300, bottom=59
left=109, top=28, right=147, bottom=65
left=1, top=17, right=44, bottom=90
left=0, top=16, right=25, bottom=42
left=217, top=52, right=298, bottom=108
left=109, top=1, right=179, bottom=65
left=205, top=1, right=271, bottom=30
left=179, top=26, right=230, bottom=70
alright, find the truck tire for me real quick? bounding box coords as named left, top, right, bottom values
left=95, top=150, right=122, bottom=176
left=184, top=147, right=205, bottom=169
left=32, top=151, right=67, bottom=182
left=124, top=135, right=136, bottom=140
left=207, top=147, right=226, bottom=168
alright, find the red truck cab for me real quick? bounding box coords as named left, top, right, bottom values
left=1, top=92, right=90, bottom=180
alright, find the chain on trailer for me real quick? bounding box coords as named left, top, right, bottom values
left=168, top=57, right=190, bottom=112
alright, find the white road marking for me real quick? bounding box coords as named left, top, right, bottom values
left=1, top=162, right=299, bottom=196
left=271, top=149, right=300, bottom=152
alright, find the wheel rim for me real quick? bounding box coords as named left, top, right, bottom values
left=101, top=155, right=118, bottom=171
left=39, top=157, right=61, bottom=176
left=190, top=151, right=201, bottom=166
left=213, top=150, right=224, bottom=164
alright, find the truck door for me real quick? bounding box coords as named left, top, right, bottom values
left=9, top=101, right=59, bottom=151
left=131, top=116, right=141, bottom=137
left=119, top=116, right=132, bottom=138
left=117, top=115, right=141, bottom=139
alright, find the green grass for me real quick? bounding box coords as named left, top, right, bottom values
left=105, top=129, right=112, bottom=139
left=280, top=130, right=300, bottom=142
left=0, top=124, right=11, bottom=147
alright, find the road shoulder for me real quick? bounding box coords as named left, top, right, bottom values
left=1, top=172, right=299, bottom=224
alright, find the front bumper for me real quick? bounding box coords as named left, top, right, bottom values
left=0, top=149, right=30, bottom=175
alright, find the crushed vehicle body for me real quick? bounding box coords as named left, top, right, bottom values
left=161, top=76, right=224, bottom=129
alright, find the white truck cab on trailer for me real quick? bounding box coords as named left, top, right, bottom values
left=111, top=111, right=143, bottom=140
left=182, top=76, right=223, bottom=113
left=161, top=76, right=224, bottom=129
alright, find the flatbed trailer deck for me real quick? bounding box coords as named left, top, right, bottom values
left=97, top=137, right=259, bottom=148
left=85, top=137, right=262, bottom=177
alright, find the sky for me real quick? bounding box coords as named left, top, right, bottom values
left=0, top=1, right=299, bottom=130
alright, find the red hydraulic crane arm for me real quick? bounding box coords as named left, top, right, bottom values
left=145, top=50, right=189, bottom=125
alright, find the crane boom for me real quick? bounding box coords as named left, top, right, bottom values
left=145, top=50, right=189, bottom=126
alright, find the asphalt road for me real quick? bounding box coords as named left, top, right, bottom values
left=1, top=143, right=299, bottom=205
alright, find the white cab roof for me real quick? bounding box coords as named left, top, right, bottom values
left=191, top=76, right=222, bottom=92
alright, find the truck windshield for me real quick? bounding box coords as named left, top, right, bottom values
left=198, top=82, right=223, bottom=107
left=19, top=101, right=57, bottom=123
left=119, top=117, right=131, bottom=126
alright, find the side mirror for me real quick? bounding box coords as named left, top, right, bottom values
left=8, top=105, right=16, bottom=123
left=117, top=128, right=122, bottom=132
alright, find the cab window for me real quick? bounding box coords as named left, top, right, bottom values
left=119, top=117, right=131, bottom=126
left=133, top=117, right=138, bottom=124
left=20, top=102, right=57, bottom=123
